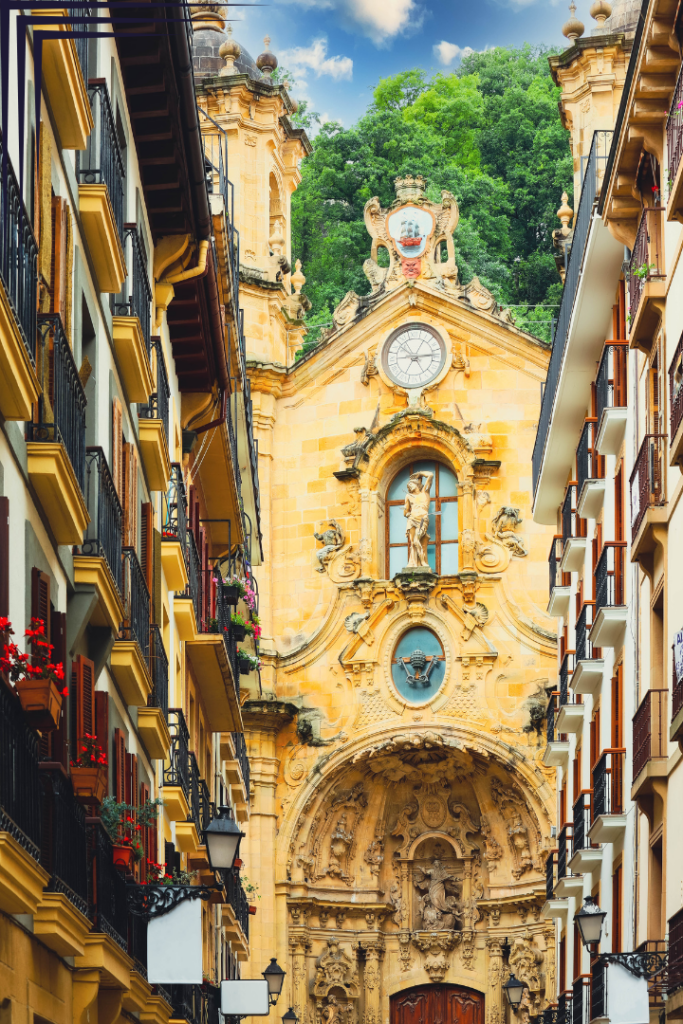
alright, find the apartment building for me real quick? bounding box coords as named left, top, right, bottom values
left=536, top=0, right=683, bottom=1020
left=0, top=5, right=260, bottom=1023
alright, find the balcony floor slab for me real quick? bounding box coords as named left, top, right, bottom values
left=0, top=280, right=41, bottom=421
left=0, top=832, right=50, bottom=915
left=160, top=540, right=188, bottom=592
left=596, top=406, right=628, bottom=457
left=556, top=703, right=585, bottom=734
left=629, top=278, right=666, bottom=355
left=27, top=441, right=90, bottom=545
left=185, top=634, right=242, bottom=733
left=78, top=184, right=126, bottom=293
left=560, top=537, right=587, bottom=573
left=110, top=640, right=152, bottom=707
left=572, top=659, right=605, bottom=696
left=541, top=899, right=569, bottom=921
left=556, top=874, right=584, bottom=898
left=568, top=846, right=603, bottom=877
left=73, top=554, right=124, bottom=633
left=548, top=586, right=571, bottom=618
left=175, top=819, right=200, bottom=854
left=578, top=478, right=606, bottom=520
left=588, top=813, right=627, bottom=846
left=138, top=418, right=171, bottom=492
left=138, top=707, right=171, bottom=760
left=33, top=891, right=91, bottom=957
left=74, top=932, right=133, bottom=989
left=590, top=606, right=627, bottom=649
left=173, top=596, right=197, bottom=641
left=163, top=784, right=189, bottom=824
left=543, top=741, right=570, bottom=767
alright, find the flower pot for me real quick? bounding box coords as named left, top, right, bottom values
left=222, top=584, right=240, bottom=605
left=112, top=843, right=134, bottom=873
left=70, top=764, right=108, bottom=805
left=233, top=858, right=243, bottom=869
left=231, top=624, right=246, bottom=642
left=15, top=676, right=63, bottom=731
left=248, top=904, right=257, bottom=915
left=238, top=658, right=252, bottom=676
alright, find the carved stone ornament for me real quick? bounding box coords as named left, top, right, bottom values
left=313, top=940, right=361, bottom=1000
left=489, top=507, right=528, bottom=558
left=314, top=520, right=345, bottom=573
left=296, top=708, right=346, bottom=748
left=508, top=934, right=544, bottom=991
left=412, top=931, right=461, bottom=982
left=413, top=857, right=462, bottom=930
left=393, top=568, right=439, bottom=621
left=490, top=777, right=537, bottom=879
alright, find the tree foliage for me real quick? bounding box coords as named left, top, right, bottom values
left=291, top=45, right=573, bottom=348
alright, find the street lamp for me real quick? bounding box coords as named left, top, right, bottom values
left=263, top=958, right=286, bottom=1006
left=575, top=896, right=607, bottom=949
left=282, top=1009, right=299, bottom=1024
left=503, top=974, right=526, bottom=1010
left=203, top=806, right=245, bottom=872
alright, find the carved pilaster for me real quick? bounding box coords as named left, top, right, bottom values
left=290, top=935, right=312, bottom=1024
left=486, top=937, right=504, bottom=1024
left=358, top=937, right=384, bottom=1024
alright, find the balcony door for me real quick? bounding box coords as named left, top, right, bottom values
left=391, top=985, right=484, bottom=1024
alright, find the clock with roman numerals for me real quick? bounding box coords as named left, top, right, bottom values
left=381, top=323, right=446, bottom=389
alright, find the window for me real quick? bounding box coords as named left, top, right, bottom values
left=385, top=460, right=458, bottom=577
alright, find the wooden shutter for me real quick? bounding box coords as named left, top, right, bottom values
left=559, top=935, right=566, bottom=993
left=50, top=194, right=68, bottom=319
left=125, top=751, right=138, bottom=807
left=612, top=864, right=623, bottom=952
left=72, top=654, right=95, bottom=741
left=615, top=461, right=624, bottom=541
left=112, top=398, right=123, bottom=500
left=0, top=497, right=8, bottom=618
left=95, top=690, right=109, bottom=771
left=122, top=442, right=138, bottom=549
left=559, top=783, right=567, bottom=826
left=612, top=665, right=623, bottom=747
left=31, top=567, right=51, bottom=639
left=590, top=708, right=600, bottom=771
left=140, top=781, right=150, bottom=882
left=114, top=728, right=126, bottom=802
left=51, top=611, right=68, bottom=768
left=140, top=503, right=153, bottom=594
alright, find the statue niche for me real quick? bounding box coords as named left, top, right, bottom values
left=313, top=940, right=360, bottom=1024
left=411, top=839, right=463, bottom=933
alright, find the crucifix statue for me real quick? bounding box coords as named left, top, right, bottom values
left=404, top=471, right=433, bottom=567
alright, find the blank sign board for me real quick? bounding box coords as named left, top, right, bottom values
left=221, top=980, right=270, bottom=1017
left=147, top=898, right=203, bottom=984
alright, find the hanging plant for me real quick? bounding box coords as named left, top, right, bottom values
left=236, top=648, right=260, bottom=675
left=0, top=617, right=66, bottom=731
left=100, top=796, right=161, bottom=872
left=70, top=734, right=109, bottom=805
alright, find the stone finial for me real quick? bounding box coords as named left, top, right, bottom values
left=219, top=25, right=241, bottom=76
left=190, top=2, right=227, bottom=31
left=257, top=35, right=278, bottom=78
left=562, top=1, right=585, bottom=40
left=556, top=192, right=574, bottom=235
left=291, top=259, right=306, bottom=295
left=269, top=219, right=285, bottom=256
left=589, top=0, right=612, bottom=23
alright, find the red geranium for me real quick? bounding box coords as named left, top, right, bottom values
left=0, top=617, right=66, bottom=688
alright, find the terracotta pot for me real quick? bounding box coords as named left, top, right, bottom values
left=231, top=624, right=246, bottom=642
left=233, top=858, right=243, bottom=869
left=248, top=904, right=258, bottom=915
left=70, top=764, right=108, bottom=806
left=15, top=675, right=63, bottom=731
left=112, top=843, right=134, bottom=873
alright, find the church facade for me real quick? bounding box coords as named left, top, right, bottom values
left=194, top=23, right=559, bottom=1024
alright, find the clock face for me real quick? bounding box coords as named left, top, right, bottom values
left=382, top=324, right=446, bottom=388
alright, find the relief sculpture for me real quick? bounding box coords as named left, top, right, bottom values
left=414, top=857, right=462, bottom=930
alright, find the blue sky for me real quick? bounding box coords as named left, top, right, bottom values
left=229, top=0, right=587, bottom=127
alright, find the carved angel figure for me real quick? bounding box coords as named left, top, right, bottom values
left=414, top=859, right=462, bottom=930
left=314, top=520, right=345, bottom=572
left=490, top=507, right=528, bottom=558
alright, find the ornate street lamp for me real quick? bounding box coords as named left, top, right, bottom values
left=203, top=806, right=245, bottom=872
left=503, top=974, right=526, bottom=1009
left=263, top=958, right=286, bottom=1005
left=575, top=896, right=607, bottom=949
left=282, top=1008, right=299, bottom=1024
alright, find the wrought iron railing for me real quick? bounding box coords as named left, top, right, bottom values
left=592, top=748, right=625, bottom=819
left=636, top=939, right=668, bottom=1005
left=532, top=130, right=613, bottom=495
left=572, top=792, right=591, bottom=853
left=78, top=80, right=126, bottom=242
left=557, top=993, right=571, bottom=1024
left=576, top=419, right=601, bottom=499
left=68, top=6, right=91, bottom=83
left=166, top=985, right=206, bottom=1024
left=81, top=447, right=123, bottom=593
left=575, top=602, right=595, bottom=664
left=633, top=689, right=667, bottom=783
left=546, top=691, right=559, bottom=744
left=572, top=976, right=590, bottom=1024
left=673, top=644, right=683, bottom=722
left=628, top=207, right=665, bottom=322
left=591, top=959, right=605, bottom=1021
left=0, top=134, right=38, bottom=363
left=88, top=819, right=129, bottom=949
left=562, top=484, right=585, bottom=543
left=149, top=624, right=169, bottom=720
left=546, top=849, right=557, bottom=902
left=595, top=542, right=625, bottom=615
left=596, top=342, right=628, bottom=429
left=231, top=731, right=250, bottom=799
left=121, top=547, right=150, bottom=665
left=187, top=752, right=212, bottom=835
left=28, top=315, right=87, bottom=493
left=128, top=890, right=148, bottom=975
left=630, top=433, right=666, bottom=540
left=559, top=652, right=576, bottom=707
left=139, top=339, right=170, bottom=443
left=668, top=909, right=683, bottom=994
left=549, top=534, right=563, bottom=596
left=668, top=66, right=683, bottom=204
left=113, top=225, right=152, bottom=357
left=557, top=824, right=572, bottom=883
left=669, top=333, right=683, bottom=442
left=225, top=868, right=250, bottom=939
left=164, top=708, right=190, bottom=799
left=163, top=463, right=188, bottom=549
left=40, top=765, right=89, bottom=917
left=0, top=679, right=42, bottom=860
left=181, top=530, right=202, bottom=627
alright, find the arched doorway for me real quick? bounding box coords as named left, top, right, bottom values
left=391, top=985, right=484, bottom=1024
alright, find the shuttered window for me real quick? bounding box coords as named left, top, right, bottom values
left=114, top=728, right=126, bottom=802
left=140, top=502, right=153, bottom=594
left=612, top=664, right=624, bottom=748
left=122, top=442, right=138, bottom=549
left=112, top=398, right=123, bottom=500
left=72, top=654, right=95, bottom=743
left=31, top=567, right=51, bottom=640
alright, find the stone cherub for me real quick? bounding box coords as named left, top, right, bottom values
left=296, top=708, right=346, bottom=748
left=404, top=471, right=433, bottom=568
left=314, top=519, right=345, bottom=573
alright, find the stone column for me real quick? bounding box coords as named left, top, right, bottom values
left=290, top=935, right=312, bottom=1024
left=461, top=480, right=475, bottom=570
left=486, top=937, right=504, bottom=1024
left=358, top=937, right=384, bottom=1024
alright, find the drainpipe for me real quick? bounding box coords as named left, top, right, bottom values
left=164, top=240, right=209, bottom=284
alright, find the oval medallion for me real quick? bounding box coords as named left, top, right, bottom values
left=421, top=795, right=446, bottom=829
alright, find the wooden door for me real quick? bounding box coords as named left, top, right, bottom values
left=391, top=985, right=484, bottom=1024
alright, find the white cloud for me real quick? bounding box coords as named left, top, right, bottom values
left=274, top=0, right=422, bottom=45
left=433, top=40, right=474, bottom=65
left=279, top=37, right=353, bottom=82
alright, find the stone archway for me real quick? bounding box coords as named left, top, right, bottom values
left=391, top=984, right=484, bottom=1024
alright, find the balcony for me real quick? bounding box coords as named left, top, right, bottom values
left=560, top=485, right=587, bottom=573
left=671, top=648, right=683, bottom=744
left=595, top=342, right=628, bottom=456
left=590, top=543, right=627, bottom=649
left=572, top=602, right=604, bottom=696
left=81, top=821, right=131, bottom=971
left=77, top=80, right=126, bottom=293
left=588, top=748, right=626, bottom=844
left=555, top=823, right=581, bottom=898
left=178, top=752, right=212, bottom=857
left=166, top=985, right=208, bottom=1024
left=669, top=334, right=683, bottom=467
left=0, top=136, right=40, bottom=420
left=591, top=951, right=664, bottom=1024
left=543, top=691, right=570, bottom=767
left=33, top=7, right=93, bottom=148
left=112, top=226, right=155, bottom=402
left=548, top=535, right=570, bottom=617
left=628, top=207, right=666, bottom=353
left=632, top=689, right=668, bottom=801
left=75, top=447, right=124, bottom=633
left=111, top=547, right=152, bottom=707
left=667, top=66, right=683, bottom=224
left=223, top=731, right=250, bottom=821
left=572, top=976, right=590, bottom=1024
left=569, top=792, right=602, bottom=876
left=138, top=624, right=171, bottom=760
left=223, top=868, right=250, bottom=959
left=138, top=339, right=171, bottom=490
left=161, top=465, right=189, bottom=591
left=175, top=530, right=201, bottom=640
left=26, top=315, right=89, bottom=544
left=542, top=846, right=569, bottom=920
left=556, top=652, right=584, bottom=734
left=668, top=909, right=683, bottom=1006
left=185, top=570, right=242, bottom=733
left=576, top=419, right=605, bottom=520
left=630, top=433, right=667, bottom=569
left=163, top=709, right=191, bottom=823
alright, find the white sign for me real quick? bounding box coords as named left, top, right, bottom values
left=675, top=628, right=683, bottom=684
left=221, top=980, right=270, bottom=1017
left=607, top=962, right=650, bottom=1024
left=147, top=897, right=203, bottom=984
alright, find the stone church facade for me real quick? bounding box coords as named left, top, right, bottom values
left=194, top=17, right=559, bottom=1024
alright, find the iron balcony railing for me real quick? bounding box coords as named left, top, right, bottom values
left=559, top=652, right=576, bottom=707
left=673, top=645, right=683, bottom=722
left=595, top=542, right=626, bottom=616
left=68, top=6, right=91, bottom=83
left=163, top=463, right=188, bottom=550
left=0, top=677, right=42, bottom=860
left=225, top=868, right=250, bottom=939
left=547, top=691, right=560, bottom=744
left=630, top=433, right=666, bottom=540
left=575, top=602, right=595, bottom=664
left=164, top=708, right=191, bottom=799
left=670, top=332, right=683, bottom=441
left=231, top=731, right=250, bottom=799
left=637, top=939, right=668, bottom=1006
left=592, top=748, right=625, bottom=819
left=668, top=909, right=683, bottom=994
left=0, top=134, right=38, bottom=364
left=628, top=207, right=665, bottom=322
left=128, top=889, right=148, bottom=976
left=591, top=959, right=606, bottom=1021
left=28, top=315, right=87, bottom=493
left=187, top=752, right=212, bottom=836
left=557, top=824, right=572, bottom=883
left=633, top=689, right=667, bottom=783
left=121, top=547, right=151, bottom=665
left=113, top=225, right=152, bottom=357
left=549, top=534, right=563, bottom=596
left=532, top=130, right=613, bottom=495
left=545, top=849, right=557, bottom=902
left=81, top=447, right=124, bottom=593
left=576, top=419, right=601, bottom=499
left=558, top=993, right=571, bottom=1024
left=166, top=985, right=206, bottom=1024
left=562, top=484, right=585, bottom=544
left=78, top=80, right=126, bottom=242
left=572, top=976, right=591, bottom=1024
left=543, top=1008, right=559, bottom=1024
left=39, top=765, right=89, bottom=917
left=88, top=820, right=129, bottom=949
left=595, top=341, right=628, bottom=429
left=181, top=529, right=202, bottom=628
left=667, top=66, right=683, bottom=207
left=149, top=624, right=169, bottom=720
left=139, top=339, right=171, bottom=444
left=572, top=791, right=591, bottom=853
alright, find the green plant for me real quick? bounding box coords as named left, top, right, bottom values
left=241, top=874, right=261, bottom=900
left=222, top=575, right=247, bottom=597
left=236, top=648, right=261, bottom=670
left=0, top=616, right=66, bottom=689
left=100, top=796, right=161, bottom=861
left=161, top=867, right=198, bottom=886
left=231, top=612, right=247, bottom=627
left=633, top=262, right=656, bottom=281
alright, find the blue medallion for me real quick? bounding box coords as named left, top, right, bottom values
left=391, top=626, right=446, bottom=703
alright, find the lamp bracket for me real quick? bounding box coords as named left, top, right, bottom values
left=127, top=882, right=222, bottom=919
left=599, top=951, right=669, bottom=980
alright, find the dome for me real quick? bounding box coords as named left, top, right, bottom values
left=192, top=23, right=265, bottom=81
left=591, top=0, right=640, bottom=35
